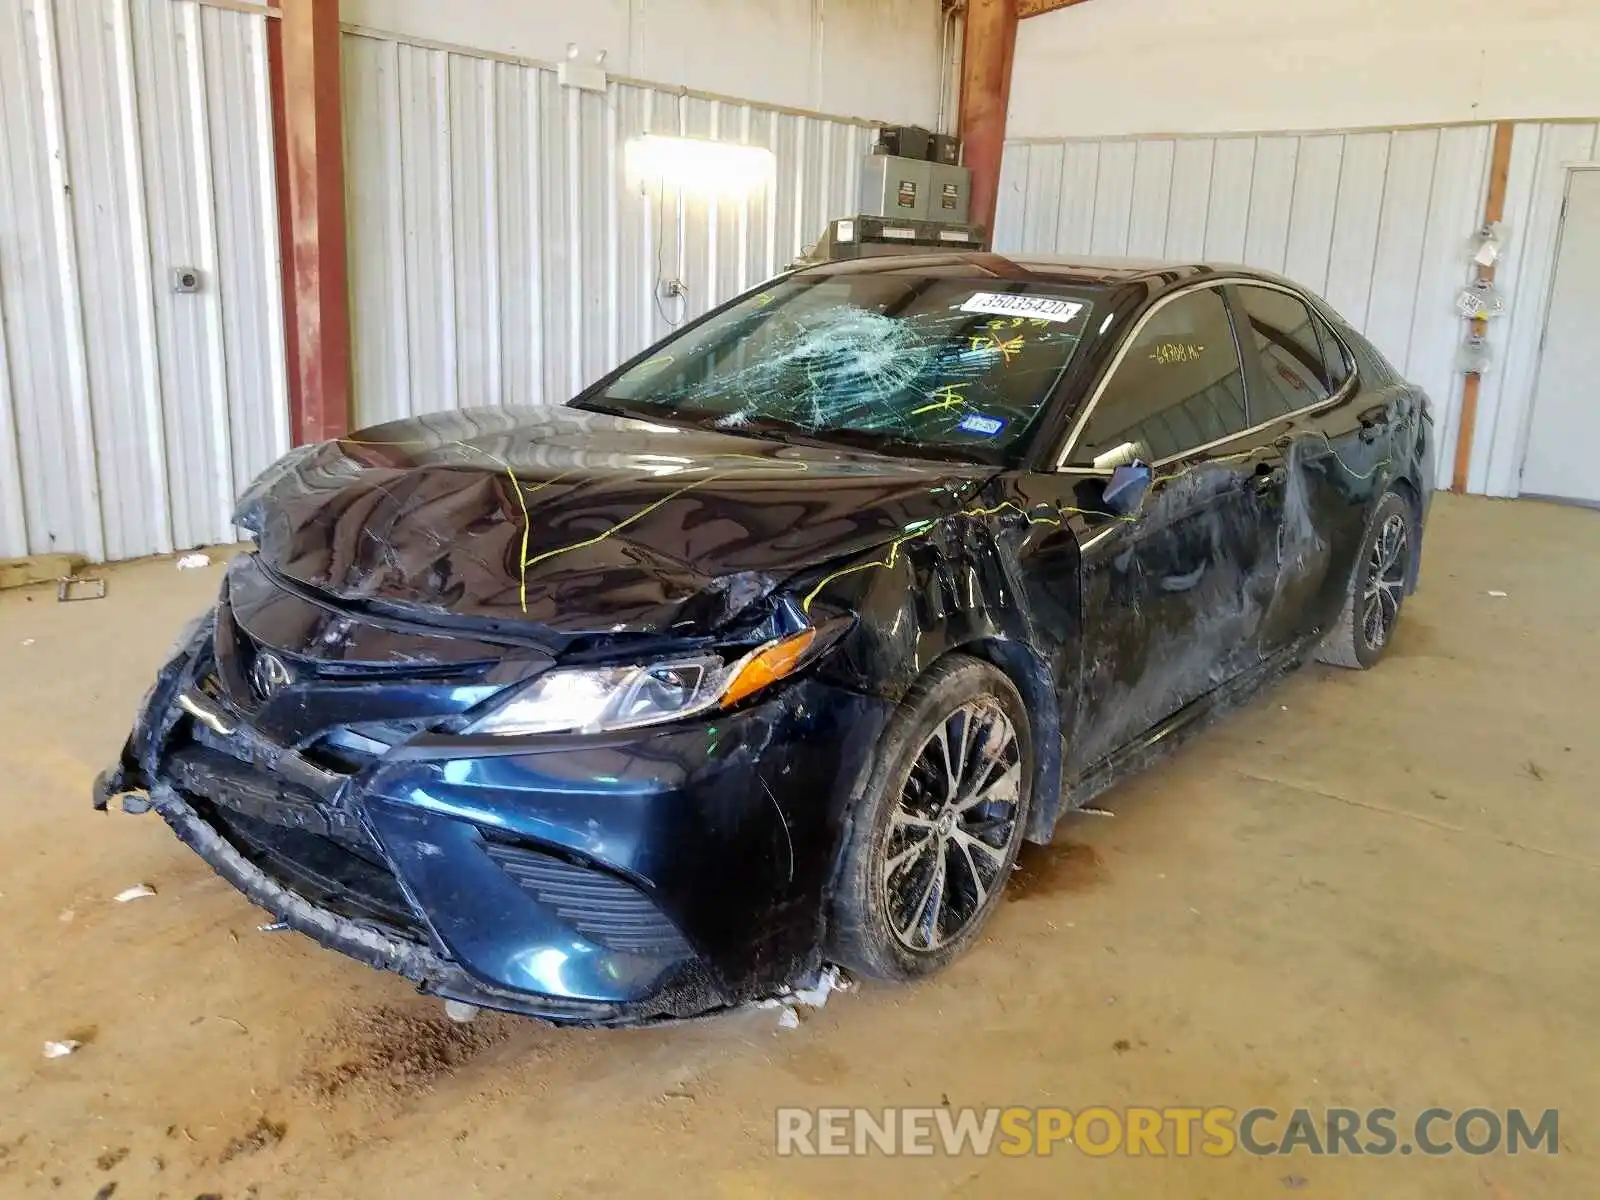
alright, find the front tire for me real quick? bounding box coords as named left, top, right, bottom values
left=828, top=655, right=1032, bottom=982
left=1317, top=490, right=1414, bottom=669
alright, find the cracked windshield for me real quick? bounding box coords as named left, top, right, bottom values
left=596, top=275, right=1097, bottom=459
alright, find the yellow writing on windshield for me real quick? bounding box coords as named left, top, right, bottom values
left=911, top=384, right=970, bottom=416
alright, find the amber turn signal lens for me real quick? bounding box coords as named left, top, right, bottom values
left=720, top=629, right=817, bottom=708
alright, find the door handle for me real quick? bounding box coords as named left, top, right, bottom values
left=1357, top=405, right=1388, bottom=445
left=1252, top=465, right=1287, bottom=494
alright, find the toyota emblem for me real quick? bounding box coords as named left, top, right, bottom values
left=250, top=651, right=294, bottom=700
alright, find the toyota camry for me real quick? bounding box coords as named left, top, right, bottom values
left=96, top=253, right=1433, bottom=1024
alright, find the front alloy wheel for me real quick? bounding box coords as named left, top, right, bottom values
left=882, top=701, right=1021, bottom=951
left=829, top=655, right=1032, bottom=980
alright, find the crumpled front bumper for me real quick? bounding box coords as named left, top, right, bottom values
left=137, top=783, right=634, bottom=1020
left=98, top=618, right=893, bottom=1025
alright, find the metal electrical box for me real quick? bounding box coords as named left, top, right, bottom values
left=859, top=155, right=970, bottom=225
left=860, top=155, right=933, bottom=221
left=872, top=125, right=934, bottom=162
left=927, top=163, right=971, bottom=224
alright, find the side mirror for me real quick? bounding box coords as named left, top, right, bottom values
left=1103, top=461, right=1152, bottom=516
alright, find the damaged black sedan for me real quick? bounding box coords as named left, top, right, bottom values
left=97, top=254, right=1433, bottom=1023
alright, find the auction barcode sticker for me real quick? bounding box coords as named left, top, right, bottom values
left=958, top=292, right=1087, bottom=324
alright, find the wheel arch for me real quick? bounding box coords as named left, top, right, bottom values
left=1385, top=473, right=1425, bottom=593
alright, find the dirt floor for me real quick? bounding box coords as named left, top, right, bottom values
left=1, top=493, right=1596, bottom=1198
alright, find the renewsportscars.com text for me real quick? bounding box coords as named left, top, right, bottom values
left=775, top=1106, right=1559, bottom=1158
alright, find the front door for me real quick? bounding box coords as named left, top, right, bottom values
left=1522, top=168, right=1600, bottom=505
left=1058, top=283, right=1272, bottom=770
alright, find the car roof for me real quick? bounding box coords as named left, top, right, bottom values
left=801, top=251, right=1296, bottom=293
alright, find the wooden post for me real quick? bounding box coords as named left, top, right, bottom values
left=264, top=15, right=301, bottom=441
left=958, top=0, right=1020, bottom=239
left=1453, top=120, right=1516, bottom=493
left=279, top=0, right=350, bottom=445
left=1019, top=0, right=1100, bottom=15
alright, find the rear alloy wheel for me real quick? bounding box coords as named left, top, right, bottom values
left=829, top=656, right=1031, bottom=980
left=1318, top=490, right=1414, bottom=669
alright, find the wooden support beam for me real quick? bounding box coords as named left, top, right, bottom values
left=1452, top=120, right=1516, bottom=493
left=959, top=0, right=1020, bottom=239
left=1019, top=0, right=1097, bottom=16
left=264, top=16, right=301, bottom=443
left=279, top=0, right=350, bottom=445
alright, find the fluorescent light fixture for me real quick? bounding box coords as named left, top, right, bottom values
left=626, top=135, right=775, bottom=196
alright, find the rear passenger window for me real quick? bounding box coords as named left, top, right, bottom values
left=1235, top=285, right=1333, bottom=419
left=1071, top=286, right=1247, bottom=465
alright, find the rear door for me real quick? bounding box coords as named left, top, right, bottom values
left=1229, top=283, right=1367, bottom=654
left=1060, top=283, right=1277, bottom=769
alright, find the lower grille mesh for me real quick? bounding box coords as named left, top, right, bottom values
left=203, top=801, right=425, bottom=938
left=482, top=843, right=691, bottom=958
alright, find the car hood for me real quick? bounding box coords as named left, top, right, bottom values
left=243, top=405, right=991, bottom=637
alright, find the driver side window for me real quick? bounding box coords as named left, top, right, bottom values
left=1070, top=287, right=1247, bottom=466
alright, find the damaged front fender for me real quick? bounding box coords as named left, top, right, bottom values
left=795, top=477, right=1080, bottom=839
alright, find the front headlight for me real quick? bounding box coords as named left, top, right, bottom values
left=468, top=629, right=816, bottom=737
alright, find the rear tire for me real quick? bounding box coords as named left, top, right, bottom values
left=1317, top=490, right=1414, bottom=670
left=828, top=655, right=1032, bottom=982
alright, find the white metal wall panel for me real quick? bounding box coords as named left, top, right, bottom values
left=1400, top=127, right=1492, bottom=488
left=1017, top=141, right=1061, bottom=254
left=0, top=0, right=286, bottom=562
left=0, top=0, right=98, bottom=560
left=1471, top=121, right=1600, bottom=497
left=1283, top=135, right=1344, bottom=296
left=995, top=126, right=1494, bottom=491
left=1126, top=139, right=1174, bottom=257
left=1164, top=139, right=1212, bottom=262
left=1090, top=141, right=1136, bottom=257
left=1242, top=138, right=1298, bottom=273
left=201, top=4, right=290, bottom=503
left=343, top=29, right=873, bottom=428
left=1323, top=132, right=1390, bottom=326
left=1202, top=138, right=1254, bottom=262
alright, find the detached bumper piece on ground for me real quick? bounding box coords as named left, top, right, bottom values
left=96, top=253, right=1433, bottom=1023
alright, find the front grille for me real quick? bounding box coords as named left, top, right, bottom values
left=482, top=843, right=691, bottom=958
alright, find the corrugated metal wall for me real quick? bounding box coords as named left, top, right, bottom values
left=1471, top=121, right=1599, bottom=497
left=994, top=127, right=1495, bottom=491
left=0, top=0, right=287, bottom=563
left=342, top=28, right=873, bottom=427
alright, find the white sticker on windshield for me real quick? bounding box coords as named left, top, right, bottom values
left=958, top=292, right=1085, bottom=324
